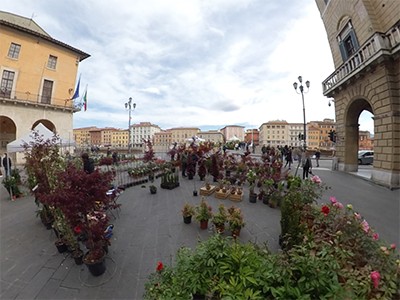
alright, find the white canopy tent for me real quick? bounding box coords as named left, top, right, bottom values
left=227, top=135, right=240, bottom=142
left=185, top=135, right=206, bottom=143
left=7, top=123, right=76, bottom=153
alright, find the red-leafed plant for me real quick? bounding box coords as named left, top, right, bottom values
left=143, top=139, right=156, bottom=163
left=39, top=163, right=118, bottom=261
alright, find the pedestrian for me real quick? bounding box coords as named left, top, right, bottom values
left=0, top=154, right=2, bottom=177
left=107, top=147, right=111, bottom=156
left=284, top=147, right=292, bottom=169
left=180, top=150, right=188, bottom=177
left=3, top=153, right=12, bottom=177
left=301, top=152, right=313, bottom=180
left=315, top=148, right=321, bottom=167
left=261, top=144, right=267, bottom=156
left=82, top=153, right=95, bottom=174
left=112, top=152, right=118, bottom=165
left=252, top=143, right=256, bottom=154
left=222, top=145, right=227, bottom=154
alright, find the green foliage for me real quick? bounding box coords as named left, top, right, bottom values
left=2, top=174, right=22, bottom=196
left=194, top=197, right=213, bottom=222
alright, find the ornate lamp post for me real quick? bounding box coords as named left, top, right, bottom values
left=125, top=97, right=136, bottom=154
left=293, top=76, right=310, bottom=150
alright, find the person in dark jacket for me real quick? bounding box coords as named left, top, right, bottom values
left=82, top=153, right=95, bottom=174
left=3, top=153, right=12, bottom=177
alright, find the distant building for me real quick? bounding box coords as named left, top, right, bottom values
left=170, top=127, right=200, bottom=144
left=131, top=122, right=162, bottom=148
left=287, top=123, right=305, bottom=148
left=307, top=125, right=320, bottom=149
left=111, top=129, right=129, bottom=148
left=359, top=131, right=374, bottom=150
left=198, top=130, right=224, bottom=144
left=259, top=120, right=289, bottom=148
left=153, top=129, right=172, bottom=152
left=244, top=129, right=259, bottom=146
left=309, top=119, right=336, bottom=150
left=220, top=125, right=245, bottom=142
left=73, top=127, right=98, bottom=148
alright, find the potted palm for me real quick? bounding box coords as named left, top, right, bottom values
left=181, top=203, right=195, bottom=224
left=212, top=203, right=227, bottom=233
left=194, top=197, right=213, bottom=229
left=227, top=206, right=246, bottom=237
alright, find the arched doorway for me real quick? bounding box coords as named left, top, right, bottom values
left=0, top=116, right=16, bottom=153
left=32, top=120, right=56, bottom=133
left=343, top=98, right=373, bottom=172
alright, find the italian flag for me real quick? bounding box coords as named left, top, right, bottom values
left=83, top=90, right=87, bottom=111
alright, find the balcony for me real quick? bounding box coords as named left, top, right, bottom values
left=322, top=23, right=400, bottom=97
left=0, top=89, right=82, bottom=112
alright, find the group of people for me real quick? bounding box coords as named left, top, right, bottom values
left=261, top=144, right=322, bottom=180
left=0, top=153, right=12, bottom=177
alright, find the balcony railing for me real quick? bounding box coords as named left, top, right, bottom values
left=0, top=89, right=82, bottom=112
left=322, top=23, right=400, bottom=96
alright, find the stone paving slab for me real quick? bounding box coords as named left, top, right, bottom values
left=1, top=163, right=399, bottom=300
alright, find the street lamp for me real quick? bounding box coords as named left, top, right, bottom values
left=328, top=99, right=335, bottom=107
left=125, top=97, right=136, bottom=154
left=293, top=76, right=310, bottom=150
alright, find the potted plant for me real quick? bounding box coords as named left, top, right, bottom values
left=227, top=206, right=246, bottom=237
left=181, top=203, right=195, bottom=224
left=212, top=203, right=227, bottom=233
left=261, top=178, right=274, bottom=205
left=269, top=182, right=285, bottom=208
left=149, top=185, right=157, bottom=194
left=39, top=163, right=118, bottom=276
left=249, top=183, right=257, bottom=203
left=2, top=175, right=22, bottom=198
left=194, top=197, right=213, bottom=229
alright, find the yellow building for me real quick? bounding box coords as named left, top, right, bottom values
left=307, top=125, right=320, bottom=149
left=198, top=130, right=224, bottom=144
left=153, top=130, right=172, bottom=152
left=0, top=11, right=90, bottom=162
left=171, top=127, right=200, bottom=144
left=111, top=129, right=129, bottom=148
left=259, top=121, right=289, bottom=147
left=73, top=127, right=98, bottom=148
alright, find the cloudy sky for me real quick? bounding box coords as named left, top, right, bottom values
left=3, top=0, right=374, bottom=133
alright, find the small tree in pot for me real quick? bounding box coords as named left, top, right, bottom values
left=39, top=162, right=119, bottom=276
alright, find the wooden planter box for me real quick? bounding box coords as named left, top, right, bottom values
left=229, top=193, right=243, bottom=202
left=200, top=185, right=216, bottom=196
left=215, top=189, right=230, bottom=199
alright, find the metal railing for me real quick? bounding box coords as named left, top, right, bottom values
left=0, top=89, right=82, bottom=111
left=322, top=23, right=400, bottom=95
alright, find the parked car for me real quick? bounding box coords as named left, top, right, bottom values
left=358, top=150, right=374, bottom=165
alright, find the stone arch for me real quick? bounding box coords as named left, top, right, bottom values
left=0, top=116, right=17, bottom=152
left=342, top=97, right=374, bottom=171
left=32, top=119, right=56, bottom=133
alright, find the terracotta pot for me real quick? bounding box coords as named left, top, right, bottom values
left=231, top=228, right=241, bottom=237
left=200, top=220, right=208, bottom=229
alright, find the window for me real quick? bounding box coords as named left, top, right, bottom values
left=338, top=21, right=359, bottom=62
left=41, top=80, right=53, bottom=104
left=1, top=70, right=15, bottom=98
left=8, top=43, right=21, bottom=59
left=47, top=55, right=58, bottom=69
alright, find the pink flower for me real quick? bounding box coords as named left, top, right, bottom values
left=370, top=271, right=380, bottom=288
left=381, top=246, right=387, bottom=251
left=373, top=233, right=379, bottom=241
left=330, top=197, right=337, bottom=204
left=361, top=220, right=369, bottom=232
left=354, top=213, right=361, bottom=220
left=391, top=244, right=396, bottom=249
left=333, top=202, right=343, bottom=209
left=311, top=175, right=321, bottom=184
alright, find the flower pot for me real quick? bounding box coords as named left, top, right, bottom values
left=215, top=224, right=225, bottom=233
left=188, top=174, right=194, bottom=180
left=200, top=220, right=208, bottom=229
left=72, top=249, right=84, bottom=265
left=183, top=216, right=192, bottom=224
left=249, top=194, right=257, bottom=203
left=262, top=195, right=270, bottom=205
left=150, top=189, right=157, bottom=194
left=231, top=228, right=241, bottom=237
left=55, top=240, right=68, bottom=253
left=193, top=190, right=198, bottom=196
left=84, top=249, right=107, bottom=276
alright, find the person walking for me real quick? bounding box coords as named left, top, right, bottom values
left=3, top=153, right=12, bottom=177
left=284, top=147, right=292, bottom=169
left=315, top=149, right=321, bottom=167
left=301, top=152, right=313, bottom=180
left=82, top=153, right=95, bottom=174
left=180, top=150, right=188, bottom=177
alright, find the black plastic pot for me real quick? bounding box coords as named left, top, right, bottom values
left=55, top=240, right=68, bottom=253
left=262, top=195, right=270, bottom=205
left=183, top=216, right=192, bottom=224
left=249, top=194, right=257, bottom=203
left=193, top=190, right=198, bottom=196
left=84, top=249, right=106, bottom=276
left=72, top=249, right=84, bottom=265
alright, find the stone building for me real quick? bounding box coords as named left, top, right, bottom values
left=316, top=0, right=399, bottom=188
left=0, top=11, right=89, bottom=163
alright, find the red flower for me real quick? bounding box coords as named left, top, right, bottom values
left=321, top=206, right=330, bottom=216
left=156, top=262, right=163, bottom=271
left=74, top=226, right=82, bottom=234
left=370, top=271, right=380, bottom=288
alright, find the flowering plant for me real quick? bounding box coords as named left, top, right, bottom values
left=227, top=205, right=246, bottom=231
left=194, top=197, right=212, bottom=222
left=212, top=203, right=227, bottom=226
left=181, top=203, right=195, bottom=217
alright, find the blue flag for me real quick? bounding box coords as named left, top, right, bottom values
left=72, top=75, right=81, bottom=100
